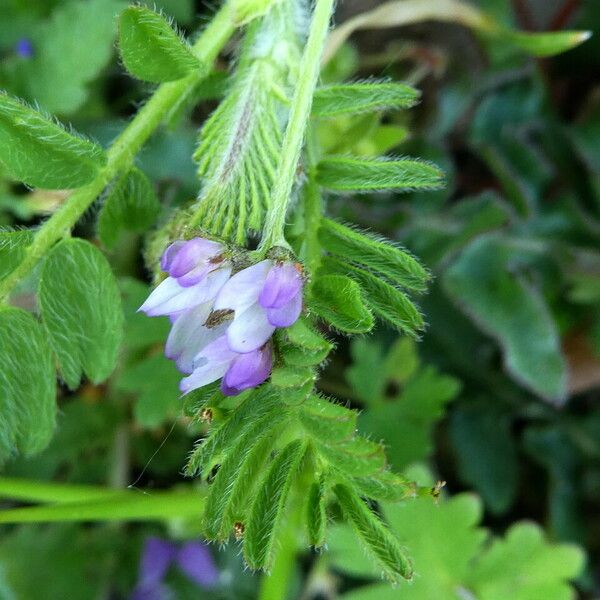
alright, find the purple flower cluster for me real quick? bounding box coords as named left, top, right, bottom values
left=140, top=237, right=303, bottom=396
left=131, top=537, right=218, bottom=599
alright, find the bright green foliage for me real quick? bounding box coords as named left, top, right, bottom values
left=348, top=338, right=460, bottom=470
left=312, top=81, right=420, bottom=117
left=0, top=230, right=32, bottom=282
left=306, top=476, right=327, bottom=548
left=98, top=168, right=160, bottom=249
left=118, top=6, right=200, bottom=83
left=352, top=471, right=415, bottom=502
left=232, top=0, right=281, bottom=25
left=316, top=156, right=444, bottom=192
left=191, top=5, right=302, bottom=243
left=310, top=274, right=374, bottom=333
left=321, top=257, right=424, bottom=337
left=333, top=483, right=413, bottom=583
left=0, top=93, right=106, bottom=189
left=317, top=437, right=386, bottom=477
left=17, top=0, right=125, bottom=114
left=278, top=317, right=333, bottom=366
left=503, top=29, right=592, bottom=57
left=271, top=365, right=315, bottom=403
left=39, top=239, right=124, bottom=390
left=319, top=219, right=430, bottom=291
left=115, top=354, right=180, bottom=428
left=0, top=308, right=56, bottom=464
left=299, top=395, right=357, bottom=443
left=244, top=439, right=307, bottom=570
left=450, top=402, right=518, bottom=514
left=444, top=233, right=567, bottom=402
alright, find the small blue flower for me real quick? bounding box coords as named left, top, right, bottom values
left=15, top=38, right=34, bottom=58
left=131, top=537, right=219, bottom=599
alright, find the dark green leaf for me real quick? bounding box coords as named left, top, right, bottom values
left=39, top=239, right=124, bottom=389
left=0, top=93, right=106, bottom=189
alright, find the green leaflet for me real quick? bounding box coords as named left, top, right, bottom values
left=306, top=476, right=327, bottom=548
left=18, top=0, right=125, bottom=115
left=244, top=439, right=307, bottom=570
left=316, top=156, right=444, bottom=192
left=0, top=93, right=106, bottom=189
left=98, top=168, right=160, bottom=249
left=0, top=229, right=33, bottom=282
left=320, top=256, right=425, bottom=337
left=202, top=411, right=286, bottom=540
left=443, top=233, right=567, bottom=403
left=39, top=239, right=124, bottom=390
left=319, top=219, right=430, bottom=291
left=310, top=274, right=374, bottom=333
left=333, top=483, right=413, bottom=583
left=0, top=308, right=56, bottom=464
left=118, top=6, right=200, bottom=83
left=317, top=436, right=386, bottom=477
left=312, top=81, right=420, bottom=117
left=281, top=317, right=333, bottom=363
left=503, top=29, right=592, bottom=58
left=299, top=395, right=357, bottom=443
left=352, top=471, right=415, bottom=503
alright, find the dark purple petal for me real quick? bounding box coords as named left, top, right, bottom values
left=160, top=241, right=186, bottom=272
left=139, top=537, right=177, bottom=585
left=222, top=345, right=272, bottom=395
left=259, top=262, right=303, bottom=309
left=266, top=290, right=302, bottom=327
left=176, top=542, right=219, bottom=588
left=168, top=238, right=223, bottom=279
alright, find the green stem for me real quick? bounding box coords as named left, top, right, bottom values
left=0, top=5, right=235, bottom=302
left=259, top=0, right=335, bottom=251
left=303, top=127, right=322, bottom=277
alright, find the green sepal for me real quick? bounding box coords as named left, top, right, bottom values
left=0, top=93, right=106, bottom=189
left=316, top=155, right=444, bottom=192
left=309, top=274, right=374, bottom=334
left=118, top=6, right=200, bottom=83
left=333, top=483, right=413, bottom=583
left=312, top=81, right=419, bottom=117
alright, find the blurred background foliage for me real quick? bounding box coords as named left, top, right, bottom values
left=0, top=0, right=599, bottom=598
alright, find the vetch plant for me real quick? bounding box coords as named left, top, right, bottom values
left=0, top=0, right=591, bottom=592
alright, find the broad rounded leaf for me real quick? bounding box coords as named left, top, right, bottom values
left=0, top=308, right=56, bottom=464
left=39, top=239, right=124, bottom=389
left=0, top=93, right=106, bottom=189
left=118, top=6, right=200, bottom=83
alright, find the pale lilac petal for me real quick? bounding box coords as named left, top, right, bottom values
left=139, top=537, right=177, bottom=585
left=222, top=345, right=272, bottom=395
left=214, top=260, right=272, bottom=314
left=176, top=542, right=219, bottom=587
left=180, top=336, right=236, bottom=394
left=165, top=303, right=228, bottom=374
left=266, top=291, right=302, bottom=327
left=139, top=268, right=231, bottom=317
left=175, top=263, right=212, bottom=288
left=259, top=263, right=303, bottom=309
left=226, top=303, right=275, bottom=353
left=161, top=241, right=186, bottom=272
left=169, top=238, right=223, bottom=279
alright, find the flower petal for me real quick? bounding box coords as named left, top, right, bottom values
left=266, top=290, right=302, bottom=327
left=214, top=260, right=271, bottom=314
left=169, top=238, right=223, bottom=279
left=139, top=268, right=231, bottom=317
left=259, top=262, right=303, bottom=309
left=176, top=542, right=219, bottom=587
left=160, top=241, right=185, bottom=272
left=221, top=345, right=272, bottom=396
left=139, top=537, right=177, bottom=585
left=165, top=303, right=228, bottom=374
left=226, top=303, right=275, bottom=353
left=180, top=336, right=236, bottom=394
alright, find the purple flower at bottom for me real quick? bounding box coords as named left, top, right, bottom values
left=15, top=38, right=33, bottom=58
left=131, top=537, right=219, bottom=600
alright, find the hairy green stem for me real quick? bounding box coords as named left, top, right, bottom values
left=0, top=5, right=235, bottom=302
left=259, top=0, right=335, bottom=251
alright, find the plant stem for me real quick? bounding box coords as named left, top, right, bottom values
left=0, top=5, right=235, bottom=302
left=259, top=0, right=335, bottom=251
left=303, top=128, right=322, bottom=277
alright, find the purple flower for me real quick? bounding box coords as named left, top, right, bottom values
left=131, top=537, right=219, bottom=600
left=214, top=259, right=303, bottom=353
left=15, top=38, right=33, bottom=58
